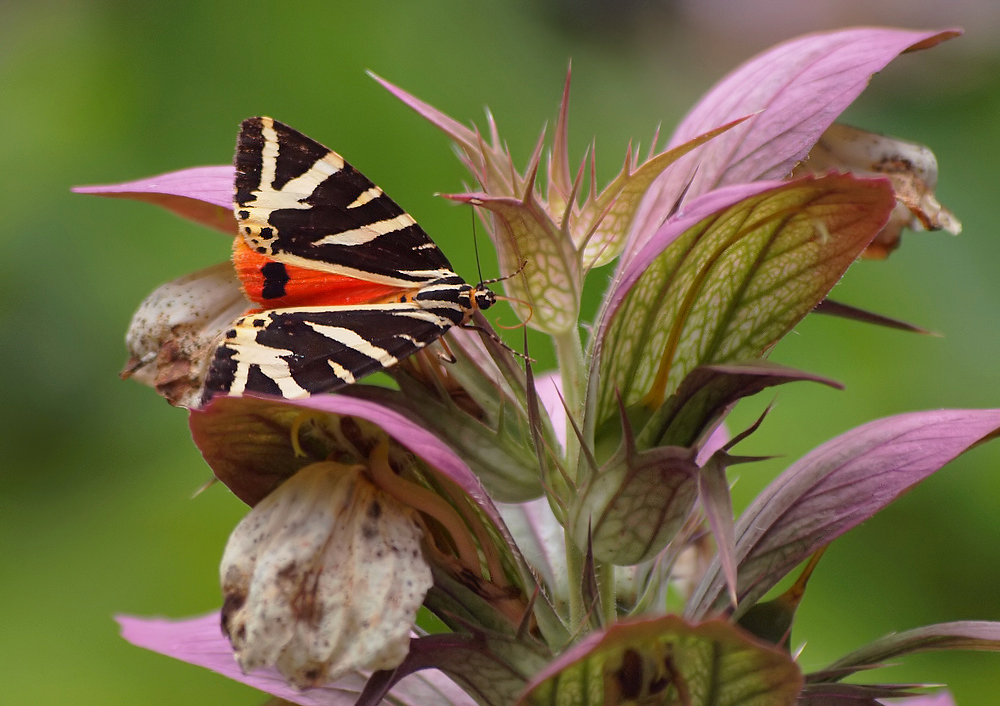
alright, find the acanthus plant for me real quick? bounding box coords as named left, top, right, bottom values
left=77, top=26, right=1000, bottom=706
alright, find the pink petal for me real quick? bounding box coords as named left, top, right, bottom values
left=533, top=371, right=566, bottom=451
left=696, top=424, right=729, bottom=466
left=117, top=613, right=366, bottom=705
left=631, top=27, right=960, bottom=253
left=74, top=166, right=236, bottom=234
left=117, top=614, right=472, bottom=705
left=498, top=497, right=568, bottom=605
left=687, top=408, right=1000, bottom=617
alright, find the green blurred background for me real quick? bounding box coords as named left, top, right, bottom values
left=4, top=0, right=1000, bottom=702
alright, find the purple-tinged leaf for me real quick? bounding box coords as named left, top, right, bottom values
left=546, top=64, right=574, bottom=217
left=799, top=682, right=925, bottom=703
left=371, top=72, right=516, bottom=196
left=809, top=621, right=1000, bottom=684
left=74, top=165, right=236, bottom=234
left=687, top=410, right=1000, bottom=619
left=698, top=454, right=738, bottom=606
left=880, top=692, right=957, bottom=706
left=191, top=394, right=507, bottom=532
left=117, top=614, right=473, bottom=706
left=370, top=72, right=481, bottom=162
left=596, top=174, right=894, bottom=429
left=814, top=298, right=933, bottom=335
left=381, top=633, right=549, bottom=706
left=630, top=28, right=960, bottom=253
left=518, top=615, right=802, bottom=705
left=638, top=360, right=842, bottom=451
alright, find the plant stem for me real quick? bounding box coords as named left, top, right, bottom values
left=552, top=326, right=586, bottom=484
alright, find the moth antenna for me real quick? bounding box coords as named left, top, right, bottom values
left=479, top=259, right=528, bottom=287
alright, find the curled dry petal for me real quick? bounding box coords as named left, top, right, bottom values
left=220, top=461, right=433, bottom=688
left=73, top=165, right=237, bottom=234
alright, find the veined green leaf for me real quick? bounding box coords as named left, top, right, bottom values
left=595, top=174, right=894, bottom=429
left=519, top=616, right=802, bottom=705
left=451, top=192, right=582, bottom=335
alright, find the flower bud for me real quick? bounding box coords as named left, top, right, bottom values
left=569, top=446, right=698, bottom=566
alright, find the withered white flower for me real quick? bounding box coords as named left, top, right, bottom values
left=122, top=262, right=247, bottom=408
left=792, top=122, right=962, bottom=257
left=219, top=460, right=433, bottom=689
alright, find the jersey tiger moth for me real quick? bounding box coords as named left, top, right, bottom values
left=202, top=116, right=496, bottom=403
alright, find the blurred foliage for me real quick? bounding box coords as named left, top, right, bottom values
left=3, top=0, right=1000, bottom=703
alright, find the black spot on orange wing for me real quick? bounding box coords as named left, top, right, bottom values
left=260, top=261, right=290, bottom=300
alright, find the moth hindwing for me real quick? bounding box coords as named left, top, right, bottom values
left=202, top=117, right=495, bottom=403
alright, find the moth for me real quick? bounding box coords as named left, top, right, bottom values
left=202, top=116, right=495, bottom=402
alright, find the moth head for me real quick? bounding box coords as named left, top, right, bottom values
left=473, top=284, right=497, bottom=312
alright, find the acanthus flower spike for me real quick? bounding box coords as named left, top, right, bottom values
left=79, top=25, right=1000, bottom=705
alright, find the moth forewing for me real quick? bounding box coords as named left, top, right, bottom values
left=199, top=116, right=497, bottom=404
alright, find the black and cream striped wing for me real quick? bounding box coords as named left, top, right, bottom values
left=235, top=116, right=457, bottom=288
left=203, top=299, right=467, bottom=400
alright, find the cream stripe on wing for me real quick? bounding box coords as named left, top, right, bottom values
left=225, top=323, right=308, bottom=398
left=276, top=150, right=345, bottom=200
left=314, top=212, right=416, bottom=246
left=347, top=186, right=383, bottom=209
left=303, top=322, right=399, bottom=366
left=327, top=359, right=356, bottom=385
left=259, top=118, right=279, bottom=193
